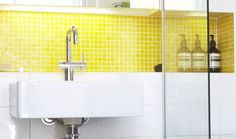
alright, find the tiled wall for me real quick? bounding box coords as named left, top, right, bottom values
left=210, top=74, right=236, bottom=139
left=165, top=73, right=236, bottom=139
left=166, top=16, right=208, bottom=72
left=2, top=73, right=236, bottom=139
left=209, top=13, right=234, bottom=73
left=0, top=11, right=161, bottom=72
left=0, top=11, right=234, bottom=73
left=217, top=13, right=234, bottom=72
left=165, top=14, right=234, bottom=73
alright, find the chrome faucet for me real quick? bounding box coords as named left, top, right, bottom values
left=66, top=26, right=78, bottom=62
left=59, top=26, right=86, bottom=81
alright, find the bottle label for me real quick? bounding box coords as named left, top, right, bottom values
left=178, top=53, right=191, bottom=68
left=192, top=53, right=206, bottom=68
left=210, top=53, right=220, bottom=68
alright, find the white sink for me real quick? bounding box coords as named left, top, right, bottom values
left=10, top=79, right=143, bottom=118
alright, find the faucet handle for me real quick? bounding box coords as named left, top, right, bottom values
left=81, top=53, right=86, bottom=62
left=81, top=53, right=86, bottom=72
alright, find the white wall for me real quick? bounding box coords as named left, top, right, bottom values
left=165, top=73, right=209, bottom=139
left=210, top=73, right=236, bottom=139
left=165, top=73, right=236, bottom=139
left=1, top=72, right=236, bottom=139
left=210, top=0, right=236, bottom=13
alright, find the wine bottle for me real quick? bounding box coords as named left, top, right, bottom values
left=177, top=34, right=191, bottom=72
left=209, top=35, right=221, bottom=72
left=192, top=35, right=207, bottom=72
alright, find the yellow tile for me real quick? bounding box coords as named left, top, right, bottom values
left=0, top=11, right=161, bottom=72
left=3, top=11, right=233, bottom=73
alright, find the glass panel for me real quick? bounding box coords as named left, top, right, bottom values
left=163, top=0, right=210, bottom=139
left=209, top=1, right=235, bottom=139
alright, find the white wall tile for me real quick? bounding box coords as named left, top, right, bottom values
left=189, top=74, right=208, bottom=105
left=5, top=73, right=163, bottom=139
left=98, top=117, right=135, bottom=138
left=4, top=72, right=236, bottom=139
left=211, top=105, right=221, bottom=135
left=220, top=135, right=236, bottom=139
left=30, top=119, right=66, bottom=139
left=0, top=108, right=29, bottom=139
left=166, top=105, right=190, bottom=136
left=189, top=105, right=208, bottom=136
left=130, top=105, right=163, bottom=137
left=79, top=118, right=101, bottom=138
left=219, top=74, right=236, bottom=104
left=210, top=74, right=221, bottom=105
left=220, top=104, right=236, bottom=135
left=167, top=137, right=190, bottom=139
left=190, top=135, right=209, bottom=139
left=98, top=105, right=162, bottom=138
left=211, top=136, right=220, bottom=139
left=142, top=74, right=163, bottom=105
left=166, top=73, right=208, bottom=105
left=166, top=74, right=193, bottom=105
left=99, top=138, right=163, bottom=139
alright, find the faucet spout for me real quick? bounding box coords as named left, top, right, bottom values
left=66, top=26, right=78, bottom=62
left=60, top=26, right=86, bottom=81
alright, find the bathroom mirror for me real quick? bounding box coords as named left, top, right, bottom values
left=1, top=0, right=159, bottom=9
left=14, top=0, right=97, bottom=7
left=97, top=0, right=159, bottom=9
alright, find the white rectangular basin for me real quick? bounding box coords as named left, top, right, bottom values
left=10, top=79, right=143, bottom=118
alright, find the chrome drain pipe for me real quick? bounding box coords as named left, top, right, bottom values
left=65, top=125, right=80, bottom=139
left=41, top=118, right=89, bottom=139
left=64, top=118, right=89, bottom=139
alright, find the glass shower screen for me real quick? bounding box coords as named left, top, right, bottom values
left=162, top=0, right=210, bottom=139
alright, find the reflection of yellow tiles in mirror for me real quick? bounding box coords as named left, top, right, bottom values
left=0, top=11, right=161, bottom=72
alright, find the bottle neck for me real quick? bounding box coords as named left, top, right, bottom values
left=210, top=40, right=216, bottom=48
left=210, top=45, right=216, bottom=49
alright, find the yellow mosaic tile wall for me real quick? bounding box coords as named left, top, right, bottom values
left=166, top=16, right=208, bottom=72
left=0, top=11, right=234, bottom=73
left=165, top=13, right=234, bottom=73
left=209, top=18, right=217, bottom=38
left=217, top=13, right=234, bottom=72
left=0, top=11, right=161, bottom=72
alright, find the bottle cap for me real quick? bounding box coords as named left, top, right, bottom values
left=209, top=35, right=216, bottom=47
left=210, top=35, right=214, bottom=40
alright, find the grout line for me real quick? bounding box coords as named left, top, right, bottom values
left=0, top=106, right=9, bottom=108
left=29, top=119, right=31, bottom=139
